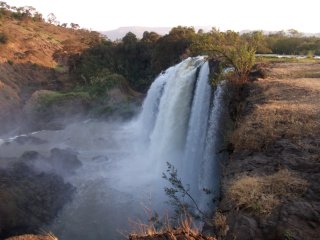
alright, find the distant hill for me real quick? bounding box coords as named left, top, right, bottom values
left=101, top=26, right=213, bottom=40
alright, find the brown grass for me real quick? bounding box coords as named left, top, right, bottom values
left=0, top=17, right=98, bottom=67
left=226, top=169, right=309, bottom=215
left=232, top=69, right=320, bottom=151
left=213, top=211, right=229, bottom=240
left=5, top=233, right=58, bottom=240
left=129, top=215, right=216, bottom=240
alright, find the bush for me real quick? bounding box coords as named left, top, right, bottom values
left=0, top=32, right=8, bottom=43
left=88, top=71, right=125, bottom=97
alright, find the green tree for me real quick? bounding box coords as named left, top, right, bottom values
left=152, top=26, right=196, bottom=73
left=191, top=29, right=257, bottom=83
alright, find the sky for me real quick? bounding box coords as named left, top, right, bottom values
left=8, top=0, right=320, bottom=33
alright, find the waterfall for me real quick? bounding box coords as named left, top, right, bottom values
left=148, top=57, right=204, bottom=167
left=137, top=67, right=173, bottom=142
left=199, top=81, right=228, bottom=211
left=182, top=61, right=211, bottom=194
left=136, top=57, right=228, bottom=213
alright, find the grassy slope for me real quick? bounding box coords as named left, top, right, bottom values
left=0, top=16, right=99, bottom=132
left=219, top=60, right=320, bottom=240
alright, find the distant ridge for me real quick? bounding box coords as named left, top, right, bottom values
left=102, top=26, right=320, bottom=41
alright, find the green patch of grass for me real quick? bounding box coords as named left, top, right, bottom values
left=37, top=91, right=91, bottom=110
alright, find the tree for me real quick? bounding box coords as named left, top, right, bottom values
left=142, top=31, right=160, bottom=43
left=122, top=32, right=137, bottom=44
left=191, top=29, right=258, bottom=83
left=152, top=26, right=196, bottom=73
left=70, top=23, right=80, bottom=29
left=0, top=1, right=9, bottom=9
left=47, top=13, right=58, bottom=24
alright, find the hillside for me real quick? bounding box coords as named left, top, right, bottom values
left=218, top=61, right=320, bottom=239
left=0, top=8, right=101, bottom=133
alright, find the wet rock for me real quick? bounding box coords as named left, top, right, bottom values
left=92, top=155, right=109, bottom=162
left=17, top=148, right=82, bottom=176
left=48, top=148, right=82, bottom=174
left=13, top=136, right=47, bottom=145
left=19, top=151, right=41, bottom=162
left=0, top=162, right=75, bottom=239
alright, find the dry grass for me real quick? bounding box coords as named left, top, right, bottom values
left=213, top=212, right=229, bottom=240
left=5, top=233, right=58, bottom=240
left=226, top=169, right=309, bottom=215
left=232, top=70, right=320, bottom=151
left=0, top=17, right=97, bottom=67
left=129, top=215, right=216, bottom=240
left=266, top=62, right=320, bottom=79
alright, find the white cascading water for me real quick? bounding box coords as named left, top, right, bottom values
left=0, top=57, right=228, bottom=240
left=199, top=81, right=228, bottom=210
left=148, top=57, right=204, bottom=168
left=137, top=67, right=173, bottom=143
left=182, top=61, right=211, bottom=197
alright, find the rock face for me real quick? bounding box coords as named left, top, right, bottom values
left=218, top=62, right=320, bottom=240
left=0, top=162, right=75, bottom=239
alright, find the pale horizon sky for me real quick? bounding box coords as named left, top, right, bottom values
left=8, top=0, right=320, bottom=33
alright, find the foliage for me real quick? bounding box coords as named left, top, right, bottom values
left=87, top=69, right=126, bottom=97
left=162, top=162, right=211, bottom=222
left=191, top=29, right=257, bottom=83
left=0, top=2, right=43, bottom=21
left=151, top=26, right=196, bottom=73
left=262, top=30, right=320, bottom=55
